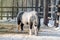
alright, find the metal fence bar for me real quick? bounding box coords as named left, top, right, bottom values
left=12, top=0, right=15, bottom=19
left=32, top=0, right=33, bottom=10
left=22, top=0, right=23, bottom=11
left=17, top=0, right=19, bottom=16
left=0, top=7, right=40, bottom=8
left=26, top=0, right=27, bottom=11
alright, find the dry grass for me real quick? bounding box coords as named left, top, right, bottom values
left=0, top=23, right=16, bottom=32
left=0, top=22, right=55, bottom=34
left=0, top=23, right=30, bottom=34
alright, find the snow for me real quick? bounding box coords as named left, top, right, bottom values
left=0, top=18, right=60, bottom=40
left=0, top=18, right=17, bottom=23
left=0, top=34, right=60, bottom=40
left=40, top=18, right=44, bottom=26
left=0, top=17, right=59, bottom=28
left=48, top=20, right=54, bottom=27
left=7, top=18, right=17, bottom=22
left=0, top=18, right=59, bottom=29
left=40, top=18, right=55, bottom=27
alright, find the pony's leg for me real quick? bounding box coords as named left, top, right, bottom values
left=21, top=23, right=24, bottom=31
left=18, top=24, right=20, bottom=32
left=33, top=21, right=38, bottom=35
left=34, top=24, right=38, bottom=36
left=17, top=20, right=21, bottom=32
left=29, top=22, right=33, bottom=35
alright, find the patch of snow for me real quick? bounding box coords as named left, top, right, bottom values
left=7, top=18, right=17, bottom=22
left=0, top=34, right=60, bottom=40
left=0, top=20, right=8, bottom=22
left=3, top=17, right=7, bottom=20
left=40, top=18, right=44, bottom=27
left=54, top=27, right=60, bottom=31
left=48, top=20, right=54, bottom=27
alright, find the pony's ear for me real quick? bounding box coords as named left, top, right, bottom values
left=32, top=11, right=37, bottom=14
left=33, top=9, right=35, bottom=11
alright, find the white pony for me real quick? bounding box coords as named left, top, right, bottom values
left=17, top=11, right=39, bottom=35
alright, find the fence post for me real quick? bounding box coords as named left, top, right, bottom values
left=35, top=0, right=39, bottom=11
left=35, top=0, right=40, bottom=30
left=22, top=0, right=23, bottom=11
left=31, top=0, right=33, bottom=10
left=12, top=0, right=14, bottom=19
left=17, top=0, right=19, bottom=16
